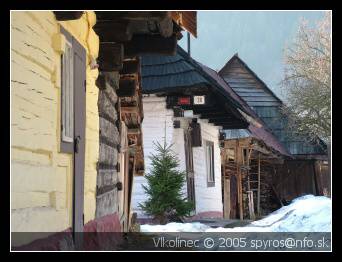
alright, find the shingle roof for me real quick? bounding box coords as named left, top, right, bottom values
left=199, top=63, right=290, bottom=157
left=141, top=46, right=290, bottom=157
left=141, top=46, right=248, bottom=115
left=219, top=54, right=283, bottom=104
left=219, top=54, right=327, bottom=156
left=141, top=48, right=209, bottom=93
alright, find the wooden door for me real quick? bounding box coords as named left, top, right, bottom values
left=184, top=129, right=196, bottom=212
left=72, top=35, right=86, bottom=242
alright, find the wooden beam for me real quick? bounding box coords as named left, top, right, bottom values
left=211, top=120, right=246, bottom=126
left=93, top=20, right=132, bottom=42
left=117, top=78, right=137, bottom=97
left=98, top=43, right=124, bottom=71
left=127, top=128, right=141, bottom=135
left=124, top=34, right=177, bottom=57
left=120, top=60, right=140, bottom=75
left=198, top=112, right=227, bottom=118
left=221, top=125, right=248, bottom=130
left=54, top=11, right=84, bottom=21
left=121, top=106, right=139, bottom=114
left=95, top=11, right=168, bottom=21
left=158, top=16, right=174, bottom=37
left=193, top=107, right=221, bottom=113
left=208, top=116, right=236, bottom=122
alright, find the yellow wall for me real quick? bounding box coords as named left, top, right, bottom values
left=11, top=11, right=99, bottom=242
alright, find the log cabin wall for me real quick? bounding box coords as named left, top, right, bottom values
left=95, top=72, right=121, bottom=219
left=93, top=11, right=192, bottom=231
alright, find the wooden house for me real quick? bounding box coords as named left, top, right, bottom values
left=11, top=11, right=196, bottom=250
left=131, top=46, right=251, bottom=221
left=199, top=64, right=291, bottom=220
left=218, top=54, right=330, bottom=216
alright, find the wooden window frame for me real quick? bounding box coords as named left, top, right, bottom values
left=205, top=140, right=215, bottom=187
left=60, top=28, right=74, bottom=154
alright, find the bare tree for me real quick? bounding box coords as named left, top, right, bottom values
left=281, top=12, right=331, bottom=145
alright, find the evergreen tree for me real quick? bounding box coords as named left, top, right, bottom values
left=139, top=141, right=194, bottom=224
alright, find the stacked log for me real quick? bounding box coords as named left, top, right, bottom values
left=96, top=72, right=121, bottom=218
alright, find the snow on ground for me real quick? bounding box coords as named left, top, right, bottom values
left=140, top=195, right=331, bottom=233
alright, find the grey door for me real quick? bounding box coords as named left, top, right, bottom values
left=60, top=26, right=86, bottom=247
left=72, top=37, right=86, bottom=236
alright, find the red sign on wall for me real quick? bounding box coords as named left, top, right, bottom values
left=178, top=97, right=191, bottom=105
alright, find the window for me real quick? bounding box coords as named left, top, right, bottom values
left=205, top=140, right=215, bottom=187
left=60, top=33, right=74, bottom=153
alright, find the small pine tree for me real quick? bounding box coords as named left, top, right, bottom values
left=139, top=141, right=194, bottom=224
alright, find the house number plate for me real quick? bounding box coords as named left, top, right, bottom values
left=193, top=96, right=205, bottom=105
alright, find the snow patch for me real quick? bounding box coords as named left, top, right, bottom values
left=140, top=195, right=331, bottom=232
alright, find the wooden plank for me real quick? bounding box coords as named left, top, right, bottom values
left=223, top=178, right=230, bottom=219
left=120, top=60, right=140, bottom=75
left=117, top=78, right=136, bottom=97
left=127, top=128, right=141, bottom=135
left=247, top=191, right=255, bottom=220
left=121, top=106, right=139, bottom=114
left=208, top=116, right=237, bottom=122
left=98, top=43, right=124, bottom=71
left=93, top=20, right=132, bottom=42
left=124, top=34, right=177, bottom=57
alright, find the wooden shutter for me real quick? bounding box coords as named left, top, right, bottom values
left=190, top=122, right=202, bottom=147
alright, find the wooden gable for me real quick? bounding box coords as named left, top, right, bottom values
left=219, top=56, right=282, bottom=107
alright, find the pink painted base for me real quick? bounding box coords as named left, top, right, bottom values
left=12, top=213, right=123, bottom=251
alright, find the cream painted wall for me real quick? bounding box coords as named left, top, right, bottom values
left=11, top=11, right=99, bottom=241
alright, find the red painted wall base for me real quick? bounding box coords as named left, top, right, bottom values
left=12, top=213, right=123, bottom=251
